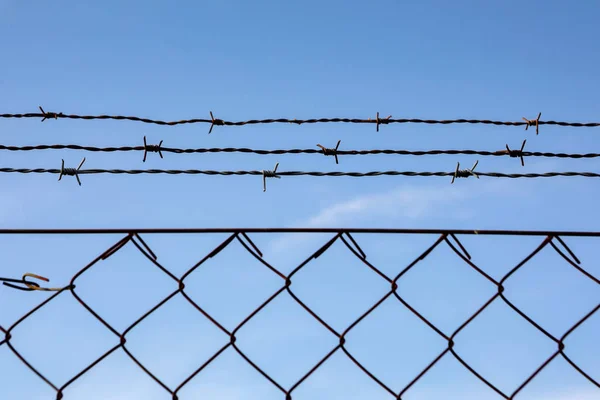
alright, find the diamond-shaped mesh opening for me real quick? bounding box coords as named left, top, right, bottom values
left=288, top=234, right=390, bottom=332
left=449, top=234, right=545, bottom=281
left=175, top=347, right=283, bottom=400
left=348, top=233, right=448, bottom=278
left=264, top=232, right=339, bottom=275
left=508, top=355, right=600, bottom=400
left=133, top=233, right=232, bottom=276
left=0, top=287, right=45, bottom=330
left=122, top=295, right=229, bottom=389
left=452, top=299, right=557, bottom=394
left=233, top=292, right=338, bottom=389
left=343, top=297, right=447, bottom=394
left=502, top=238, right=600, bottom=337
left=182, top=234, right=285, bottom=330
left=560, top=306, right=600, bottom=386
left=0, top=344, right=56, bottom=400
left=5, top=293, right=116, bottom=385
left=401, top=354, right=506, bottom=400
left=291, top=350, right=394, bottom=400
left=395, top=236, right=496, bottom=333
left=551, top=237, right=600, bottom=279
left=71, top=236, right=178, bottom=332
left=61, top=350, right=168, bottom=400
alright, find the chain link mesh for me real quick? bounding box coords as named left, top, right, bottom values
left=0, top=229, right=598, bottom=399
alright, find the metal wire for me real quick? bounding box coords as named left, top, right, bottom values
left=0, top=143, right=598, bottom=160
left=2, top=108, right=599, bottom=131
left=0, top=228, right=598, bottom=400
left=0, top=167, right=598, bottom=179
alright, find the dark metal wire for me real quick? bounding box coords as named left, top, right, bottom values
left=0, top=143, right=598, bottom=160
left=1, top=108, right=599, bottom=130
left=0, top=275, right=40, bottom=291
left=0, top=228, right=596, bottom=235
left=0, top=229, right=598, bottom=399
left=0, top=167, right=599, bottom=179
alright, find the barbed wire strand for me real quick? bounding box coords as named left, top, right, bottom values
left=0, top=167, right=598, bottom=179
left=0, top=141, right=598, bottom=162
left=2, top=108, right=599, bottom=132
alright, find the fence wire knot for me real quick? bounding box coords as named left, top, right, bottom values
left=208, top=111, right=224, bottom=134
left=505, top=140, right=527, bottom=166
left=451, top=160, right=479, bottom=183
left=262, top=162, right=280, bottom=192
left=316, top=140, right=341, bottom=164
left=523, top=112, right=542, bottom=135
left=1, top=274, right=40, bottom=291
left=143, top=136, right=164, bottom=162
left=2, top=273, right=73, bottom=292
left=59, top=157, right=86, bottom=186
left=39, top=106, right=62, bottom=122
left=21, top=273, right=74, bottom=291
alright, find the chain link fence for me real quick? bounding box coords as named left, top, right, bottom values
left=0, top=229, right=598, bottom=399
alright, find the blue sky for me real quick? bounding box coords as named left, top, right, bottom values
left=0, top=0, right=599, bottom=399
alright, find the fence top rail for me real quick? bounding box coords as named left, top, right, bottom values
left=0, top=228, right=598, bottom=236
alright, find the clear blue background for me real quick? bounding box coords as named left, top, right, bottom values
left=0, top=1, right=599, bottom=399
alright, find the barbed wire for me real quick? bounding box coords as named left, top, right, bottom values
left=0, top=139, right=597, bottom=166
left=0, top=229, right=598, bottom=399
left=2, top=108, right=599, bottom=133
left=2, top=167, right=599, bottom=178
left=0, top=162, right=598, bottom=189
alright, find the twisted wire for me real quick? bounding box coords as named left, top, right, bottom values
left=0, top=167, right=598, bottom=179
left=2, top=110, right=599, bottom=128
left=0, top=144, right=598, bottom=160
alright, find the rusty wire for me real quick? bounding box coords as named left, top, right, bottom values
left=0, top=140, right=598, bottom=165
left=1, top=108, right=599, bottom=133
left=0, top=228, right=598, bottom=399
left=1, top=273, right=73, bottom=291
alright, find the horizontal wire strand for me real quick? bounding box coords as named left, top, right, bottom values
left=0, top=143, right=598, bottom=160
left=1, top=110, right=599, bottom=128
left=0, top=167, right=599, bottom=178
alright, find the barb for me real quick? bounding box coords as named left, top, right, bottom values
left=1, top=166, right=599, bottom=181
left=58, top=158, right=86, bottom=186
left=1, top=142, right=599, bottom=161
left=500, top=140, right=527, bottom=166
left=262, top=162, right=280, bottom=192
left=316, top=140, right=341, bottom=164
left=523, top=112, right=542, bottom=135
left=38, top=106, right=62, bottom=122
left=2, top=108, right=600, bottom=128
left=208, top=111, right=224, bottom=134
left=372, top=112, right=392, bottom=132
left=143, top=136, right=163, bottom=162
left=451, top=161, right=479, bottom=184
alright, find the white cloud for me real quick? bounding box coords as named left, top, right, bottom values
left=304, top=184, right=468, bottom=227
left=266, top=181, right=517, bottom=256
